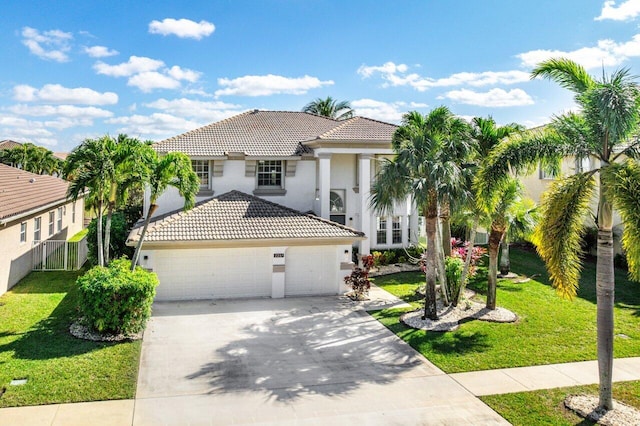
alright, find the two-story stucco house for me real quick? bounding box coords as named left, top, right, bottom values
left=131, top=110, right=418, bottom=301
left=0, top=163, right=85, bottom=296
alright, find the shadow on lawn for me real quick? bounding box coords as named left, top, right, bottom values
left=0, top=275, right=115, bottom=361
left=186, top=305, right=428, bottom=402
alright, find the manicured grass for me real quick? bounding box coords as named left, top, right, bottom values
left=371, top=247, right=640, bottom=373
left=481, top=380, right=640, bottom=425
left=68, top=228, right=88, bottom=242
left=0, top=271, right=141, bottom=407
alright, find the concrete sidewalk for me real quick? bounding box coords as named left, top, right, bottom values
left=450, top=356, right=640, bottom=396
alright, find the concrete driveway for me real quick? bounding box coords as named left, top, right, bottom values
left=134, top=295, right=507, bottom=425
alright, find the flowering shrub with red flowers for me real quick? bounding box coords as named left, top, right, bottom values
left=450, top=238, right=487, bottom=277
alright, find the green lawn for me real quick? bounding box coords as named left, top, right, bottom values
left=0, top=271, right=141, bottom=407
left=481, top=380, right=640, bottom=425
left=371, top=247, right=640, bottom=373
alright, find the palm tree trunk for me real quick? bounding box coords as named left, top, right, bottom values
left=499, top=235, right=511, bottom=276
left=96, top=199, right=104, bottom=267
left=104, top=206, right=113, bottom=266
left=596, top=195, right=615, bottom=410
left=423, top=203, right=438, bottom=320
left=130, top=204, right=158, bottom=271
left=435, top=216, right=449, bottom=305
left=486, top=227, right=503, bottom=310
left=454, top=215, right=479, bottom=307
left=440, top=198, right=452, bottom=257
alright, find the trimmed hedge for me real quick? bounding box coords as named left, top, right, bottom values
left=77, top=258, right=158, bottom=334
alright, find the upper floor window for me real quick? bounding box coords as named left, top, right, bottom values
left=49, top=211, right=55, bottom=236
left=392, top=216, right=402, bottom=244
left=191, top=160, right=210, bottom=187
left=330, top=190, right=346, bottom=225
left=539, top=163, right=557, bottom=180
left=377, top=217, right=387, bottom=245
left=57, top=207, right=63, bottom=232
left=20, top=222, right=27, bottom=243
left=34, top=217, right=41, bottom=241
left=257, top=160, right=283, bottom=188
left=575, top=156, right=591, bottom=174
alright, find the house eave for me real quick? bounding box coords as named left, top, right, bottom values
left=127, top=236, right=365, bottom=249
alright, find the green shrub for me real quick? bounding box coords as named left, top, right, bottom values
left=87, top=212, right=133, bottom=266
left=385, top=250, right=396, bottom=264
left=445, top=256, right=464, bottom=301
left=372, top=251, right=385, bottom=266
left=76, top=258, right=158, bottom=334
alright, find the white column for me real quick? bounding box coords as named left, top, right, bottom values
left=271, top=247, right=286, bottom=298
left=358, top=154, right=372, bottom=256
left=318, top=153, right=332, bottom=219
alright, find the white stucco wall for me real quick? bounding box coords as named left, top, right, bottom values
left=0, top=198, right=85, bottom=296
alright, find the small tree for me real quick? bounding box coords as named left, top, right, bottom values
left=344, top=255, right=374, bottom=300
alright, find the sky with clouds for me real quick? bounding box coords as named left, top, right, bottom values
left=2, top=0, right=640, bottom=151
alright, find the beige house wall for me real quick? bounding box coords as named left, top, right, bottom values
left=0, top=197, right=85, bottom=296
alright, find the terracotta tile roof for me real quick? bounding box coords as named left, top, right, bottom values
left=153, top=110, right=397, bottom=157
left=128, top=190, right=364, bottom=244
left=53, top=152, right=69, bottom=160
left=0, top=140, right=22, bottom=150
left=0, top=163, right=71, bottom=222
left=316, top=116, right=397, bottom=141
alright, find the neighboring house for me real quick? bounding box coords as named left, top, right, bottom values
left=133, top=110, right=418, bottom=301
left=0, top=163, right=84, bottom=295
left=0, top=140, right=22, bottom=150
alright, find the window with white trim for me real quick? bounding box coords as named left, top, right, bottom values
left=20, top=222, right=27, bottom=243
left=49, top=211, right=55, bottom=236
left=57, top=207, right=63, bottom=232
left=72, top=203, right=76, bottom=224
left=329, top=190, right=346, bottom=225
left=257, top=160, right=283, bottom=188
left=34, top=217, right=41, bottom=241
left=392, top=216, right=402, bottom=244
left=191, top=160, right=210, bottom=187
left=575, top=156, right=591, bottom=174
left=377, top=217, right=387, bottom=245
left=539, top=163, right=557, bottom=180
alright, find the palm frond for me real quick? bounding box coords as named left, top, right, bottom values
left=369, top=158, right=410, bottom=215
left=531, top=58, right=595, bottom=94
left=601, top=160, right=640, bottom=281
left=532, top=173, right=596, bottom=298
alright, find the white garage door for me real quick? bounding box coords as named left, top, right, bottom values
left=152, top=247, right=272, bottom=301
left=285, top=246, right=338, bottom=296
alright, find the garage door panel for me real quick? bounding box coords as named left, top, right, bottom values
left=153, top=248, right=271, bottom=301
left=285, top=246, right=338, bottom=296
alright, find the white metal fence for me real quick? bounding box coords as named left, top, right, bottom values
left=32, top=237, right=88, bottom=271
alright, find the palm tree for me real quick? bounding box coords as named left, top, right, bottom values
left=370, top=107, right=471, bottom=319
left=64, top=137, right=115, bottom=267
left=452, top=117, right=523, bottom=306
left=302, top=96, right=354, bottom=120
left=130, top=151, right=199, bottom=271
left=476, top=58, right=640, bottom=410
left=499, top=197, right=538, bottom=276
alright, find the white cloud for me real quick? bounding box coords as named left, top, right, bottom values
left=148, top=18, right=215, bottom=40
left=83, top=45, right=119, bottom=58
left=518, top=34, right=640, bottom=69
left=351, top=99, right=421, bottom=122
left=596, top=0, right=640, bottom=21
left=94, top=56, right=202, bottom=92
left=13, top=84, right=118, bottom=105
left=441, top=88, right=534, bottom=107
left=358, top=61, right=530, bottom=91
left=21, top=27, right=72, bottom=62
left=215, top=74, right=333, bottom=97
left=8, top=104, right=113, bottom=119
left=166, top=65, right=201, bottom=82
left=94, top=56, right=164, bottom=77
left=144, top=98, right=242, bottom=120
left=106, top=113, right=202, bottom=138
left=128, top=72, right=182, bottom=92
left=0, top=115, right=55, bottom=141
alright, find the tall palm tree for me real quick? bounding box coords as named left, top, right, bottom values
left=130, top=150, right=199, bottom=271
left=302, top=96, right=354, bottom=120
left=64, top=137, right=115, bottom=267
left=476, top=58, right=640, bottom=410
left=370, top=107, right=471, bottom=319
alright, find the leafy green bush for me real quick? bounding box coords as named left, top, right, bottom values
left=76, top=258, right=158, bottom=334
left=87, top=212, right=133, bottom=265
left=445, top=256, right=465, bottom=301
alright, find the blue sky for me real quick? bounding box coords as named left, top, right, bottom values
left=2, top=0, right=640, bottom=151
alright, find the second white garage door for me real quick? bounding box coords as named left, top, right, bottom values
left=152, top=247, right=272, bottom=301
left=285, top=246, right=339, bottom=296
